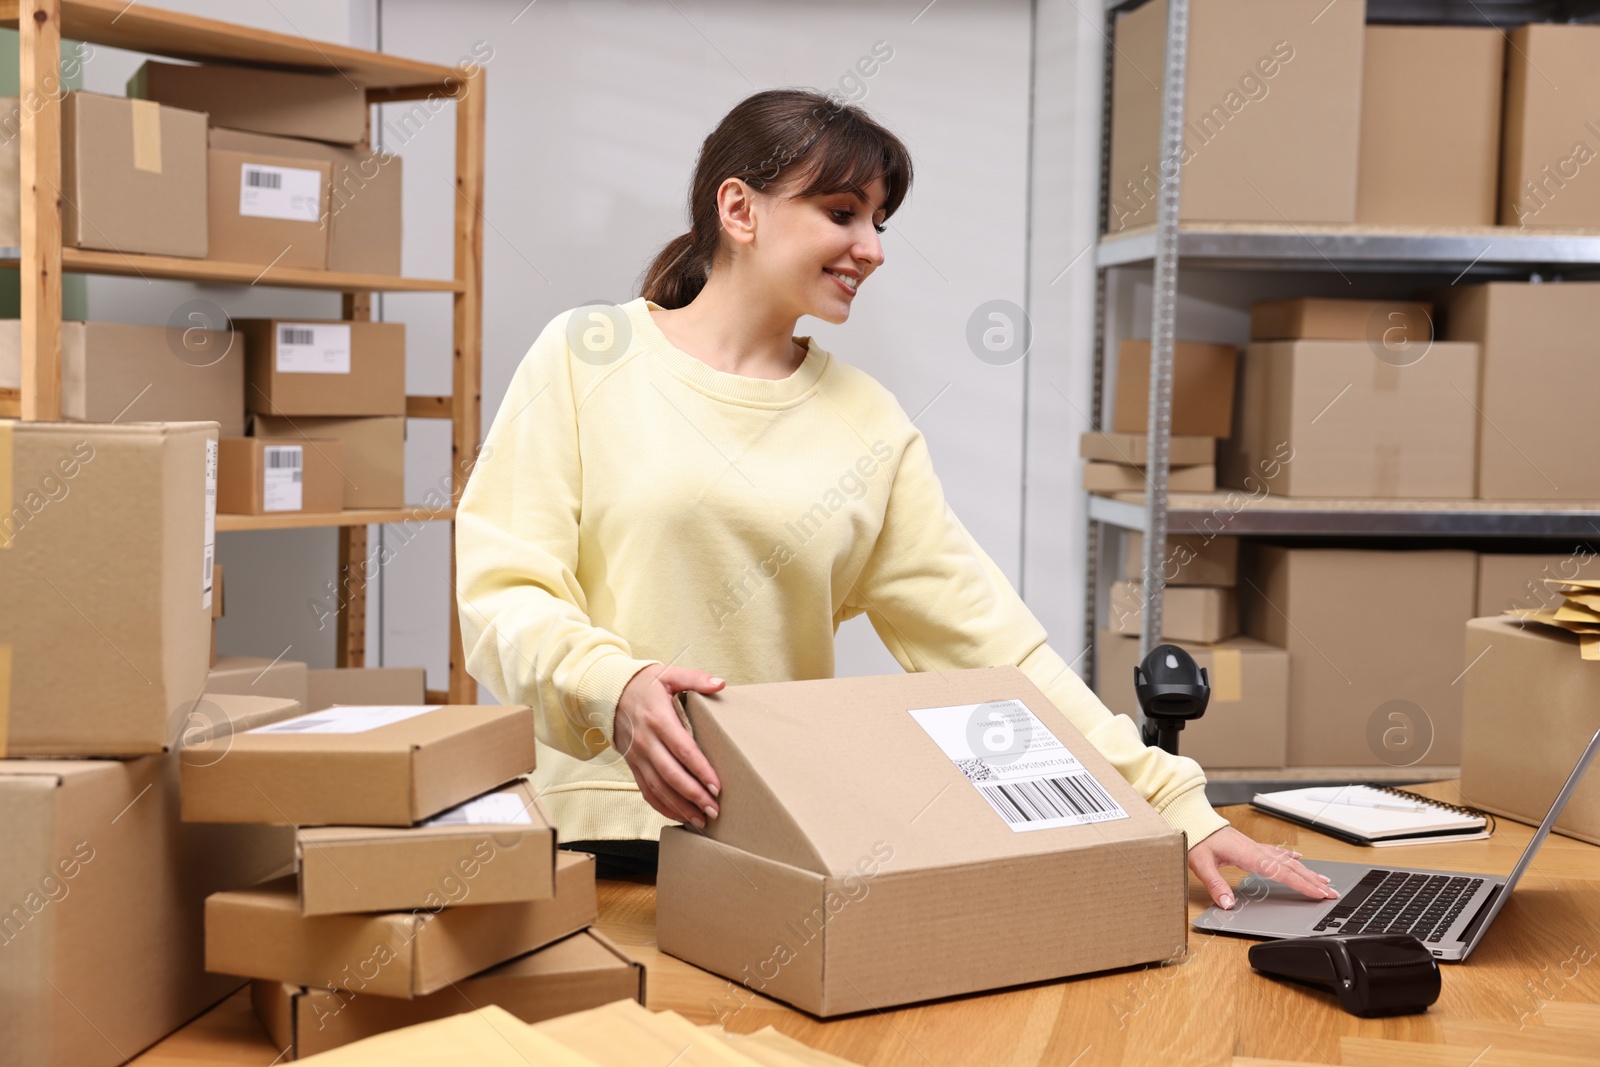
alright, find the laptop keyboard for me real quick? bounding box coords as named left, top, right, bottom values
left=1311, top=868, right=1484, bottom=943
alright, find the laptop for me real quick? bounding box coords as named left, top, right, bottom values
left=1192, top=726, right=1600, bottom=961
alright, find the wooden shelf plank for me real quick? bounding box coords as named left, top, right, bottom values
left=216, top=505, right=454, bottom=532
left=0, top=247, right=463, bottom=293
left=0, top=387, right=17, bottom=418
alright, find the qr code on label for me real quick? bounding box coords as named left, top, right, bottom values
left=954, top=758, right=995, bottom=783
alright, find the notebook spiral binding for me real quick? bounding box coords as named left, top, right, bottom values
left=1371, top=785, right=1497, bottom=836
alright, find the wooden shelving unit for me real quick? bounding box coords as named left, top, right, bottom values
left=4, top=0, right=484, bottom=704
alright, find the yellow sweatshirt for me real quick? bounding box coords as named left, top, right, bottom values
left=454, top=297, right=1231, bottom=848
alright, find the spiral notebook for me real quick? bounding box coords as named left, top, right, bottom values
left=1251, top=784, right=1493, bottom=846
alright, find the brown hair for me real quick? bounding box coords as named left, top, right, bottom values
left=639, top=89, right=914, bottom=309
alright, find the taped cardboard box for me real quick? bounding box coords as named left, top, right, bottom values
left=1082, top=461, right=1215, bottom=494
left=657, top=665, right=1187, bottom=1017
left=1220, top=340, right=1478, bottom=498
left=208, top=148, right=330, bottom=269
left=61, top=90, right=208, bottom=257
left=1125, top=531, right=1238, bottom=586
left=1079, top=430, right=1215, bottom=467
left=1461, top=616, right=1600, bottom=845
left=129, top=60, right=368, bottom=146
left=1109, top=579, right=1238, bottom=644
left=180, top=704, right=538, bottom=826
left=307, top=666, right=427, bottom=711
left=250, top=415, right=405, bottom=509
left=206, top=654, right=309, bottom=714
left=218, top=436, right=344, bottom=515
left=296, top=782, right=556, bottom=916
left=0, top=420, right=217, bottom=756
left=206, top=851, right=597, bottom=999
left=237, top=319, right=406, bottom=418
left=1095, top=630, right=1288, bottom=769
left=251, top=929, right=643, bottom=1060
left=1357, top=27, right=1502, bottom=226
left=1240, top=545, right=1476, bottom=766
left=0, top=693, right=299, bottom=1067
left=1500, top=24, right=1600, bottom=228
left=1476, top=552, right=1600, bottom=619
left=1113, top=339, right=1238, bottom=437
left=1249, top=298, right=1433, bottom=344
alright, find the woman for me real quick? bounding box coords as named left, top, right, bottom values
left=455, top=88, right=1335, bottom=910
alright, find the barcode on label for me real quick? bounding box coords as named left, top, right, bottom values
left=979, top=773, right=1121, bottom=825
left=245, top=168, right=283, bottom=189
left=279, top=327, right=315, bottom=346
left=266, top=448, right=302, bottom=469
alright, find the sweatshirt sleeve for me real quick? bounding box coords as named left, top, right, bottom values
left=454, top=313, right=663, bottom=760
left=842, top=422, right=1230, bottom=847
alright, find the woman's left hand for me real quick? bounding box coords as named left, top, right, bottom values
left=1187, top=825, right=1339, bottom=909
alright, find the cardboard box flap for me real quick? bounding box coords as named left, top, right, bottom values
left=682, top=665, right=1176, bottom=877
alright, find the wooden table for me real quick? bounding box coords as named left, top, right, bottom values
left=130, top=782, right=1600, bottom=1066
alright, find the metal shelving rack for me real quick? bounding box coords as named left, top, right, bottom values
left=1086, top=0, right=1600, bottom=795
left=2, top=0, right=485, bottom=704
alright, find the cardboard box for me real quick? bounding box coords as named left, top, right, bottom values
left=0, top=693, right=299, bottom=1067
left=1079, top=430, right=1214, bottom=467
left=1357, top=27, right=1502, bottom=226
left=128, top=60, right=368, bottom=146
left=181, top=704, right=538, bottom=826
left=1249, top=298, right=1433, bottom=344
left=1109, top=580, right=1238, bottom=644
left=61, top=90, right=207, bottom=257
left=656, top=665, right=1187, bottom=1016
left=1113, top=339, right=1238, bottom=437
left=0, top=420, right=217, bottom=756
left=1500, top=24, right=1600, bottom=228
left=250, top=929, right=643, bottom=1060
left=307, top=666, right=428, bottom=712
left=1439, top=282, right=1600, bottom=500
left=208, top=127, right=402, bottom=275
left=1083, top=461, right=1215, bottom=494
left=1239, top=545, right=1476, bottom=766
left=206, top=654, right=309, bottom=713
left=208, top=148, right=330, bottom=269
left=296, top=782, right=556, bottom=916
left=205, top=851, right=597, bottom=999
left=237, top=319, right=406, bottom=418
left=217, top=436, right=344, bottom=515
left=1220, top=340, right=1479, bottom=498
left=210, top=564, right=223, bottom=666
left=1095, top=631, right=1288, bottom=768
left=1107, top=0, right=1365, bottom=232
left=1476, top=552, right=1600, bottom=619
left=1460, top=617, right=1600, bottom=845
left=1124, top=530, right=1238, bottom=586
left=0, top=321, right=244, bottom=434
left=250, top=415, right=405, bottom=508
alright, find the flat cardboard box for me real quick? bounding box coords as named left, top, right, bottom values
left=1476, top=552, right=1600, bottom=618
left=656, top=665, right=1187, bottom=1016
left=129, top=60, right=368, bottom=146
left=1357, top=26, right=1502, bottom=226
left=250, top=414, right=405, bottom=509
left=1249, top=298, right=1433, bottom=344
left=1439, top=282, right=1600, bottom=500
left=206, top=654, right=309, bottom=713
left=1113, top=339, right=1238, bottom=437
left=1107, top=0, right=1365, bottom=232
left=208, top=148, right=331, bottom=269
left=206, top=851, right=597, bottom=999
left=237, top=319, right=406, bottom=418
left=307, top=666, right=428, bottom=712
left=1109, top=579, right=1238, bottom=644
left=1240, top=545, right=1476, bottom=766
left=208, top=127, right=402, bottom=275
left=1083, top=461, right=1215, bottom=494
left=1078, top=430, right=1214, bottom=466
left=250, top=929, right=643, bottom=1060
left=0, top=693, right=299, bottom=1067
left=61, top=90, right=207, bottom=257
left=1220, top=340, right=1479, bottom=498
left=1500, top=24, right=1600, bottom=228
left=0, top=420, right=217, bottom=756
left=1095, top=630, right=1288, bottom=769
left=296, top=782, right=556, bottom=916
left=0, top=321, right=243, bottom=434
left=180, top=704, right=538, bottom=826
left=217, top=436, right=344, bottom=515
left=1460, top=617, right=1600, bottom=845
left=1124, top=531, right=1238, bottom=586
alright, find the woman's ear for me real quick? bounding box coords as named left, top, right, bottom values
left=717, top=177, right=758, bottom=248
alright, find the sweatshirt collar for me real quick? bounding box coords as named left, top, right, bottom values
left=629, top=297, right=828, bottom=406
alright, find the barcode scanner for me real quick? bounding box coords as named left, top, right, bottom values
left=1248, top=934, right=1441, bottom=1017
left=1135, top=643, right=1209, bottom=756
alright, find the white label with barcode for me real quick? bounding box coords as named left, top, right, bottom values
left=425, top=792, right=534, bottom=827
left=239, top=163, right=322, bottom=223
left=908, top=699, right=1129, bottom=832
left=202, top=437, right=217, bottom=611
left=248, top=705, right=443, bottom=735
left=262, top=445, right=303, bottom=512
left=275, top=322, right=351, bottom=375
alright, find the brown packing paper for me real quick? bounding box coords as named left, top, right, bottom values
left=534, top=999, right=751, bottom=1066
left=289, top=1004, right=602, bottom=1066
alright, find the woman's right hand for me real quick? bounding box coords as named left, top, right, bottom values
left=613, top=664, right=725, bottom=829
